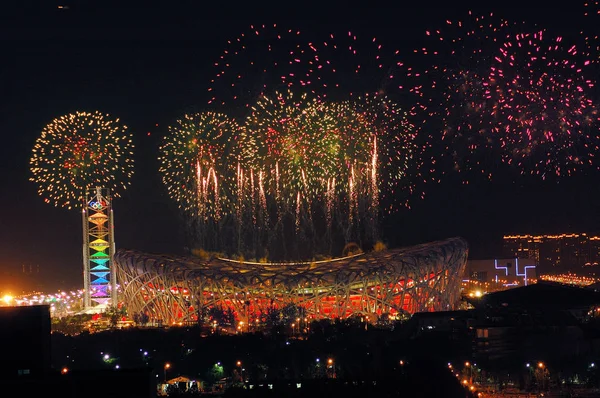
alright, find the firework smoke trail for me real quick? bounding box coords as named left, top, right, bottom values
left=158, top=111, right=240, bottom=240
left=258, top=170, right=268, bottom=226
left=236, top=162, right=243, bottom=222
left=325, top=177, right=336, bottom=229
left=370, top=135, right=379, bottom=214
left=194, top=156, right=220, bottom=221
left=250, top=169, right=256, bottom=225
left=236, top=162, right=244, bottom=251
left=348, top=164, right=356, bottom=226
left=296, top=191, right=301, bottom=232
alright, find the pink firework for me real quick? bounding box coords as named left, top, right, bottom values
left=207, top=23, right=318, bottom=108
left=486, top=30, right=600, bottom=178
left=581, top=1, right=600, bottom=68
left=390, top=11, right=527, bottom=182
left=584, top=1, right=600, bottom=16
left=300, top=30, right=393, bottom=99
left=207, top=23, right=461, bottom=210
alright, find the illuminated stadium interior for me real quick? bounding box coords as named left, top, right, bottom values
left=115, top=237, right=468, bottom=325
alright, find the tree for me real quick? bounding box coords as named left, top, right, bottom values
left=534, top=364, right=550, bottom=392
left=105, top=305, right=126, bottom=328
left=265, top=303, right=302, bottom=330
left=208, top=306, right=235, bottom=330
left=51, top=314, right=92, bottom=335
left=132, top=312, right=150, bottom=326
left=224, top=307, right=235, bottom=327
left=375, top=313, right=393, bottom=328
left=205, top=363, right=224, bottom=384
left=280, top=303, right=301, bottom=324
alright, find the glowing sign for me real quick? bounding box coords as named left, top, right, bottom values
left=494, top=259, right=509, bottom=276
left=494, top=258, right=536, bottom=286
left=88, top=199, right=108, bottom=210
left=515, top=258, right=536, bottom=286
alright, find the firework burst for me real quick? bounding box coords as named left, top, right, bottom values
left=393, top=12, right=525, bottom=181
left=168, top=24, right=431, bottom=258
left=243, top=90, right=340, bottom=203
left=486, top=30, right=600, bottom=178
left=158, top=111, right=241, bottom=220
left=30, top=111, right=134, bottom=210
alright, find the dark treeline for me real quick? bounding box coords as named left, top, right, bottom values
left=50, top=320, right=472, bottom=397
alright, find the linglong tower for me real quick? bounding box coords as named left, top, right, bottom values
left=82, top=187, right=117, bottom=310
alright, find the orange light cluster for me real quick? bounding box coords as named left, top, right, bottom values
left=539, top=273, right=597, bottom=286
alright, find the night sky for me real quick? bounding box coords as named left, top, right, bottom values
left=1, top=1, right=599, bottom=292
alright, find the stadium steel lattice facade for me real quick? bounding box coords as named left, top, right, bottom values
left=114, top=237, right=468, bottom=325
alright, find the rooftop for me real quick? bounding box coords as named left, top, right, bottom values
left=474, top=281, right=600, bottom=310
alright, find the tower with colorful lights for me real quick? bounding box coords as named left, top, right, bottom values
left=29, top=111, right=134, bottom=311
left=82, top=187, right=116, bottom=308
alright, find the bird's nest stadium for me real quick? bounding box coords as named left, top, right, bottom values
left=114, top=237, right=468, bottom=325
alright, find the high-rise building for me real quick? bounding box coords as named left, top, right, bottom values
left=503, top=234, right=600, bottom=274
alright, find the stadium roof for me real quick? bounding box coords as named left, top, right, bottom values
left=115, top=237, right=469, bottom=288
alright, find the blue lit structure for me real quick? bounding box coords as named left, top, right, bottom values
left=493, top=258, right=537, bottom=286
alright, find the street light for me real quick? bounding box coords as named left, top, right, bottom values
left=164, top=363, right=171, bottom=383
left=236, top=360, right=244, bottom=382
left=2, top=294, right=13, bottom=305
left=327, top=358, right=336, bottom=378
left=465, top=362, right=472, bottom=383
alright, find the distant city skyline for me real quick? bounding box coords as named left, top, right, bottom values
left=503, top=233, right=600, bottom=274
